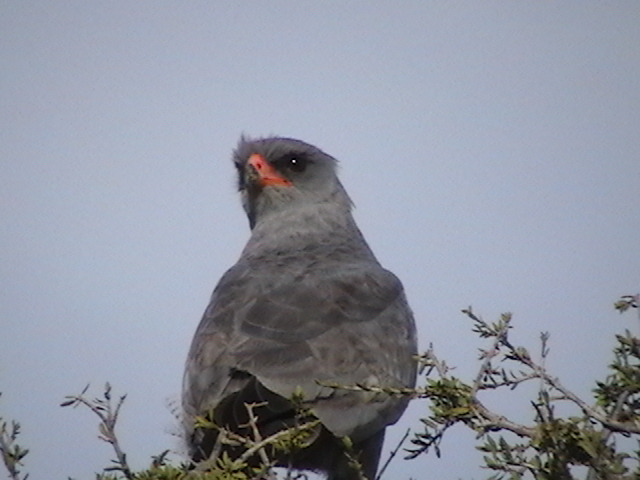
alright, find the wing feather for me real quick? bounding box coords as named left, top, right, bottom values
left=183, top=261, right=417, bottom=441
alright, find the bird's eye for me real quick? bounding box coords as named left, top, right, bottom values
left=277, top=153, right=308, bottom=173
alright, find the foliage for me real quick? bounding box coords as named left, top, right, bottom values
left=0, top=395, right=29, bottom=480
left=1, top=294, right=638, bottom=480
left=407, top=293, right=640, bottom=479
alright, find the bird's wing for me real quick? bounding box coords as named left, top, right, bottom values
left=183, top=261, right=417, bottom=440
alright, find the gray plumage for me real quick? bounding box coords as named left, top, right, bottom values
left=182, top=136, right=417, bottom=480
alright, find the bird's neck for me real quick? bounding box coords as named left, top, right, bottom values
left=241, top=203, right=377, bottom=263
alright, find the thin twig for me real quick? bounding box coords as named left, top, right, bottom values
left=376, top=428, right=410, bottom=480
left=471, top=325, right=507, bottom=397
left=242, top=402, right=272, bottom=467
left=236, top=419, right=321, bottom=466
left=61, top=384, right=133, bottom=480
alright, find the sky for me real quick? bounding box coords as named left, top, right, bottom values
left=1, top=2, right=639, bottom=479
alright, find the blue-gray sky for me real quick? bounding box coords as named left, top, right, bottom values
left=2, top=2, right=639, bottom=479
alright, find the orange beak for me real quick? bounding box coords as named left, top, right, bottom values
left=248, top=153, right=292, bottom=187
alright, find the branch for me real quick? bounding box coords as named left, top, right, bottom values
left=469, top=312, right=511, bottom=397
left=236, top=419, right=321, bottom=466
left=375, top=428, right=410, bottom=480
left=530, top=364, right=640, bottom=434
left=241, top=402, right=272, bottom=468
left=471, top=398, right=535, bottom=437
left=60, top=384, right=133, bottom=480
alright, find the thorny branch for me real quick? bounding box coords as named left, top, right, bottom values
left=195, top=401, right=325, bottom=479
left=463, top=307, right=640, bottom=434
left=60, top=383, right=133, bottom=480
left=403, top=297, right=640, bottom=478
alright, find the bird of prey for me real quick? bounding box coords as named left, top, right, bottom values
left=182, top=136, right=417, bottom=480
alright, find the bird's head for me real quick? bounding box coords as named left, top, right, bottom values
left=233, top=136, right=352, bottom=229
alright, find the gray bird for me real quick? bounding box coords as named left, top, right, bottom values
left=182, top=136, right=417, bottom=480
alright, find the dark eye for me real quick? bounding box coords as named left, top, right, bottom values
left=276, top=153, right=308, bottom=173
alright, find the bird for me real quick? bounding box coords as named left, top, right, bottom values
left=182, top=136, right=417, bottom=480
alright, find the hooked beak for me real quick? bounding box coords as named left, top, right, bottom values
left=247, top=153, right=292, bottom=187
